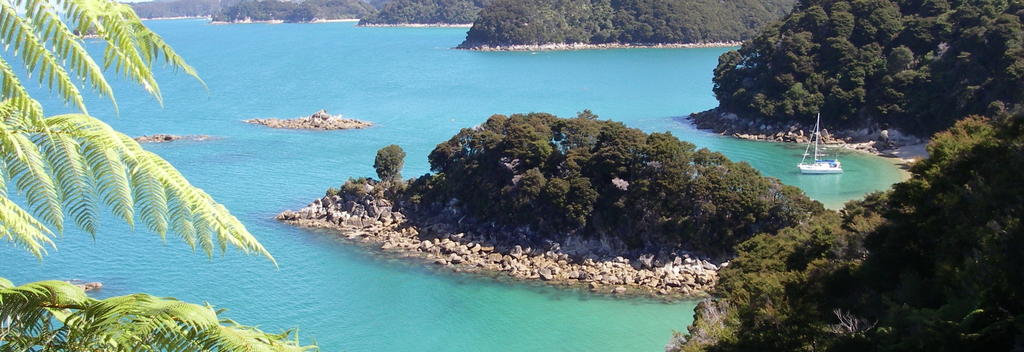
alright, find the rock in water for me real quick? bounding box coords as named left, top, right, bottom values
left=244, top=109, right=373, bottom=130
left=134, top=134, right=213, bottom=143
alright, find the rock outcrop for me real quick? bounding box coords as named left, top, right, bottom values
left=134, top=134, right=213, bottom=143
left=67, top=280, right=103, bottom=291
left=244, top=110, right=372, bottom=130
left=278, top=182, right=720, bottom=298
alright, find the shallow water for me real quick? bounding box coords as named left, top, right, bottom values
left=2, top=20, right=906, bottom=351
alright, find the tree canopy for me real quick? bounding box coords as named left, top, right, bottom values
left=458, top=0, right=797, bottom=48
left=711, top=0, right=1024, bottom=136
left=358, top=0, right=488, bottom=25
left=402, top=112, right=822, bottom=257
left=213, top=0, right=376, bottom=22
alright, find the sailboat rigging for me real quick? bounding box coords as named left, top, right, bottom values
left=798, top=113, right=843, bottom=174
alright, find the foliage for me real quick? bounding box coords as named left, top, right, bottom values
left=459, top=0, right=796, bottom=47
left=214, top=0, right=376, bottom=22
left=679, top=114, right=1024, bottom=351
left=359, top=0, right=488, bottom=25
left=407, top=112, right=822, bottom=256
left=0, top=278, right=313, bottom=351
left=374, top=145, right=406, bottom=182
left=711, top=0, right=1024, bottom=135
left=0, top=0, right=313, bottom=349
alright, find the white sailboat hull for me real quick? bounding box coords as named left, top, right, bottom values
left=798, top=162, right=843, bottom=174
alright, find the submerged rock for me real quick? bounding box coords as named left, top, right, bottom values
left=134, top=134, right=213, bottom=143
left=244, top=110, right=373, bottom=130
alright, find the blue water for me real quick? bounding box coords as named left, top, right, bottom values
left=2, top=20, right=906, bottom=351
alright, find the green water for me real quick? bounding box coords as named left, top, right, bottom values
left=1, top=20, right=907, bottom=351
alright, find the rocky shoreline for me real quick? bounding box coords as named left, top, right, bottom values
left=244, top=110, right=372, bottom=130
left=458, top=41, right=741, bottom=52
left=278, top=184, right=720, bottom=299
left=134, top=134, right=214, bottom=143
left=688, top=108, right=927, bottom=163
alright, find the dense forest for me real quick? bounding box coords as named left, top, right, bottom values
left=711, top=0, right=1024, bottom=136
left=388, top=112, right=823, bottom=257
left=359, top=0, right=489, bottom=25
left=458, top=0, right=797, bottom=48
left=212, top=0, right=376, bottom=22
left=673, top=113, right=1024, bottom=351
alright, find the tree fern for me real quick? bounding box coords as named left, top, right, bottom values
left=0, top=0, right=316, bottom=349
left=0, top=279, right=315, bottom=351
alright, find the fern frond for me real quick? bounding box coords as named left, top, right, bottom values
left=0, top=194, right=53, bottom=257
left=16, top=0, right=117, bottom=111
left=0, top=57, right=44, bottom=121
left=0, top=279, right=317, bottom=351
left=0, top=2, right=88, bottom=114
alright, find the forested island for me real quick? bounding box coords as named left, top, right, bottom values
left=692, top=0, right=1023, bottom=143
left=457, top=0, right=797, bottom=50
left=358, top=0, right=488, bottom=26
left=280, top=112, right=823, bottom=296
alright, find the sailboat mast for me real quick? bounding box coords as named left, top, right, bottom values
left=813, top=113, right=821, bottom=161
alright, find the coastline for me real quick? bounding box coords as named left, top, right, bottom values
left=687, top=108, right=928, bottom=167
left=210, top=19, right=285, bottom=25
left=358, top=23, right=473, bottom=28
left=458, top=41, right=742, bottom=52
left=141, top=16, right=210, bottom=21
left=313, top=18, right=359, bottom=23
left=209, top=18, right=359, bottom=25
left=278, top=189, right=721, bottom=300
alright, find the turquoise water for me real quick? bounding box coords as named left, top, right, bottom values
left=2, top=20, right=906, bottom=351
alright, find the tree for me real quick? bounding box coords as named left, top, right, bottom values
left=0, top=0, right=313, bottom=350
left=374, top=145, right=406, bottom=182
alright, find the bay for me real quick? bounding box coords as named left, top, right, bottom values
left=2, top=20, right=905, bottom=351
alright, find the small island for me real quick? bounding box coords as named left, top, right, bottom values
left=134, top=134, right=214, bottom=143
left=244, top=110, right=373, bottom=130
left=280, top=112, right=823, bottom=297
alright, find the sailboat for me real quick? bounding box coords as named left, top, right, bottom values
left=798, top=113, right=843, bottom=174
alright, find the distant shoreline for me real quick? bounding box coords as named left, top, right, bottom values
left=209, top=18, right=359, bottom=25
left=358, top=23, right=473, bottom=28
left=141, top=16, right=210, bottom=21
left=458, top=41, right=742, bottom=51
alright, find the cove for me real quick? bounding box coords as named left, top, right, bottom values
left=1, top=20, right=905, bottom=351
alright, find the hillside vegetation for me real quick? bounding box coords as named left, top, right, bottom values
left=674, top=114, right=1024, bottom=351
left=213, top=0, right=376, bottom=22
left=711, top=0, right=1024, bottom=135
left=130, top=0, right=235, bottom=18
left=359, top=0, right=489, bottom=25
left=459, top=0, right=797, bottom=48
